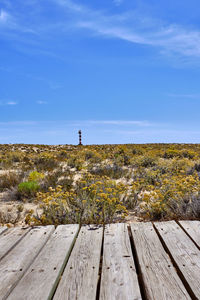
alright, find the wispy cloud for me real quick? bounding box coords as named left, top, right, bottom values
left=0, top=119, right=199, bottom=144
left=52, top=0, right=200, bottom=59
left=37, top=100, right=48, bottom=104
left=0, top=121, right=37, bottom=125
left=113, top=0, right=123, bottom=6
left=0, top=119, right=153, bottom=126
left=6, top=101, right=17, bottom=105
left=0, top=101, right=18, bottom=106
left=1, top=0, right=200, bottom=61
left=168, top=93, right=200, bottom=99
left=0, top=9, right=10, bottom=24
left=85, top=120, right=152, bottom=127
left=53, top=0, right=87, bottom=13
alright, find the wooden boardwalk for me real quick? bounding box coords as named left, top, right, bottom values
left=0, top=221, right=199, bottom=300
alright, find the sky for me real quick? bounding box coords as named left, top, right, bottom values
left=1, top=0, right=200, bottom=144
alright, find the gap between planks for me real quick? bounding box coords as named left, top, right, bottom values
left=154, top=221, right=200, bottom=300
left=7, top=225, right=79, bottom=300
left=1, top=222, right=199, bottom=300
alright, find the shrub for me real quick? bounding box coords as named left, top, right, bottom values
left=40, top=169, right=73, bottom=192
left=136, top=156, right=157, bottom=168
left=28, top=171, right=44, bottom=182
left=26, top=177, right=128, bottom=225
left=132, top=148, right=144, bottom=155
left=137, top=172, right=200, bottom=220
left=18, top=181, right=40, bottom=200
left=163, top=149, right=180, bottom=159
left=89, top=164, right=129, bottom=179
left=0, top=172, right=24, bottom=191
left=33, top=154, right=59, bottom=171
left=181, top=150, right=196, bottom=159
left=84, top=150, right=102, bottom=163
left=67, top=156, right=84, bottom=170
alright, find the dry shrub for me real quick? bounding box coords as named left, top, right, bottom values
left=0, top=172, right=24, bottom=192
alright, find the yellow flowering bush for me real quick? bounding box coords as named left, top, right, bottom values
left=28, top=171, right=44, bottom=182
left=133, top=171, right=200, bottom=219
left=26, top=176, right=128, bottom=225
left=1, top=143, right=200, bottom=224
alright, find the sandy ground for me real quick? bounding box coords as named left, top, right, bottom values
left=0, top=192, right=40, bottom=226
left=0, top=196, right=141, bottom=226
left=0, top=168, right=140, bottom=226
left=125, top=210, right=143, bottom=223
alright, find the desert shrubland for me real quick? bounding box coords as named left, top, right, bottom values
left=0, top=143, right=200, bottom=225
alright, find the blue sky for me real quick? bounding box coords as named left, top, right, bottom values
left=1, top=0, right=200, bottom=144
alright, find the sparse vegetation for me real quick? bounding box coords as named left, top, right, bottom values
left=0, top=143, right=200, bottom=225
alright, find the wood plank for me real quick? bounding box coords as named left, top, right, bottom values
left=0, top=227, right=7, bottom=235
left=53, top=225, right=103, bottom=300
left=100, top=223, right=142, bottom=300
left=0, top=227, right=30, bottom=261
left=0, top=225, right=54, bottom=300
left=131, top=222, right=190, bottom=300
left=7, top=225, right=79, bottom=300
left=155, top=221, right=200, bottom=299
left=179, top=220, right=200, bottom=249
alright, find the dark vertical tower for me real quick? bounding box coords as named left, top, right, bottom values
left=78, top=130, right=82, bottom=145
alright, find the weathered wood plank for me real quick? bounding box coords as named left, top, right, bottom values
left=100, top=223, right=142, bottom=300
left=131, top=222, right=190, bottom=300
left=53, top=225, right=103, bottom=300
left=0, top=227, right=30, bottom=261
left=155, top=221, right=200, bottom=299
left=0, top=226, right=7, bottom=235
left=179, top=220, right=200, bottom=249
left=7, top=225, right=79, bottom=300
left=0, top=225, right=54, bottom=300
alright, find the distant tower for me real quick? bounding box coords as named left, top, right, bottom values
left=78, top=130, right=82, bottom=145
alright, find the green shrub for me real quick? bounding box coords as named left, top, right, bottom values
left=18, top=181, right=40, bottom=199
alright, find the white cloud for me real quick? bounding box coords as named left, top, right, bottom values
left=2, top=0, right=200, bottom=61
left=0, top=121, right=37, bottom=125
left=0, top=9, right=9, bottom=24
left=53, top=0, right=87, bottom=13
left=85, top=120, right=152, bottom=126
left=6, top=101, right=17, bottom=105
left=168, top=93, right=200, bottom=99
left=113, top=0, right=123, bottom=6
left=0, top=119, right=152, bottom=127
left=52, top=0, right=200, bottom=58
left=0, top=101, right=18, bottom=106
left=1, top=119, right=200, bottom=144
left=37, top=101, right=48, bottom=104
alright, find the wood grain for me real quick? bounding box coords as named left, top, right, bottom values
left=100, top=223, right=141, bottom=300
left=0, top=225, right=54, bottom=300
left=7, top=225, right=79, bottom=300
left=0, top=227, right=30, bottom=261
left=53, top=225, right=103, bottom=300
left=0, top=227, right=7, bottom=235
left=131, top=222, right=190, bottom=300
left=155, top=221, right=200, bottom=299
left=179, top=220, right=200, bottom=249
